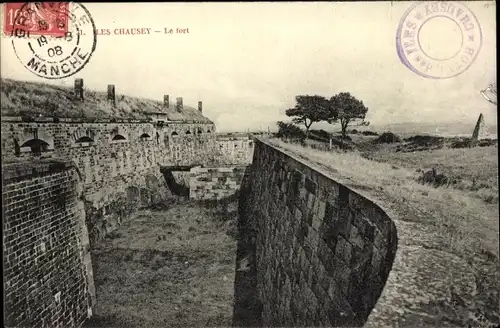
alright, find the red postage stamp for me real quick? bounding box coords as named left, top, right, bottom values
left=4, top=2, right=69, bottom=37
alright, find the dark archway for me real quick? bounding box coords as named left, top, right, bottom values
left=76, top=136, right=94, bottom=143
left=112, top=134, right=127, bottom=141
left=160, top=167, right=189, bottom=197
left=20, top=138, right=50, bottom=154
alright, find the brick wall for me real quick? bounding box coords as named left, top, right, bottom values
left=235, top=138, right=398, bottom=327
left=189, top=165, right=248, bottom=200
left=2, top=159, right=95, bottom=328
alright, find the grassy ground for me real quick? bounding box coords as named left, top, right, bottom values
left=84, top=198, right=238, bottom=328
left=363, top=145, right=499, bottom=204
left=268, top=138, right=499, bottom=256
left=0, top=78, right=211, bottom=122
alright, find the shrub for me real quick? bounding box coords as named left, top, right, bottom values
left=329, top=136, right=354, bottom=150
left=309, top=129, right=331, bottom=140
left=276, top=121, right=306, bottom=142
left=373, top=132, right=401, bottom=144
left=450, top=139, right=471, bottom=149
left=417, top=168, right=459, bottom=188
left=405, top=135, right=444, bottom=146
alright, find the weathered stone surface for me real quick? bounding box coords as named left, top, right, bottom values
left=365, top=243, right=477, bottom=328
left=234, top=138, right=493, bottom=328
left=2, top=160, right=94, bottom=328
left=1, top=120, right=221, bottom=242
left=189, top=165, right=248, bottom=200
left=236, top=139, right=398, bottom=327
left=216, top=135, right=254, bottom=165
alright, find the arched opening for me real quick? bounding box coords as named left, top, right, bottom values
left=140, top=133, right=151, bottom=139
left=186, top=130, right=192, bottom=135
left=76, top=136, right=94, bottom=143
left=171, top=131, right=179, bottom=136
left=198, top=128, right=203, bottom=134
left=112, top=134, right=127, bottom=141
left=20, top=138, right=50, bottom=154
left=207, top=129, right=212, bottom=133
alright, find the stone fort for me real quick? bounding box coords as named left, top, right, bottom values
left=1, top=78, right=254, bottom=327
left=2, top=78, right=485, bottom=328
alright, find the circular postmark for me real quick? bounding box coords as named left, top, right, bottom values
left=10, top=2, right=97, bottom=79
left=396, top=1, right=482, bottom=79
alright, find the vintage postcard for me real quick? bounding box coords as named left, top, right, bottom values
left=1, top=1, right=498, bottom=328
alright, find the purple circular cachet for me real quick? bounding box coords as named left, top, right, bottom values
left=10, top=2, right=97, bottom=80
left=396, top=1, right=482, bottom=79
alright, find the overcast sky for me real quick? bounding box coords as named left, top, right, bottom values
left=1, top=1, right=497, bottom=132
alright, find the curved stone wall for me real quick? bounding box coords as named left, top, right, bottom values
left=234, top=138, right=398, bottom=326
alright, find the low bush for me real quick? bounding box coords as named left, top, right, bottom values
left=276, top=121, right=306, bottom=142
left=373, top=132, right=401, bottom=144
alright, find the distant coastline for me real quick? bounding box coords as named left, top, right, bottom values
left=371, top=122, right=498, bottom=139
left=234, top=120, right=499, bottom=139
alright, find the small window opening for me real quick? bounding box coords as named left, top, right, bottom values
left=112, top=134, right=126, bottom=141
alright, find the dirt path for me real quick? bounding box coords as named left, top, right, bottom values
left=84, top=200, right=238, bottom=328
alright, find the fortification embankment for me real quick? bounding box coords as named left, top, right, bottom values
left=234, top=137, right=484, bottom=327
left=2, top=159, right=95, bottom=327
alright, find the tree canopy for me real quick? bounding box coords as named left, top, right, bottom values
left=276, top=121, right=306, bottom=142
left=279, top=92, right=369, bottom=143
left=285, top=95, right=330, bottom=138
left=328, top=92, right=369, bottom=137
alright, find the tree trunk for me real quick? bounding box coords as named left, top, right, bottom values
left=340, top=119, right=349, bottom=150
left=305, top=121, right=311, bottom=140
left=341, top=119, right=349, bottom=139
